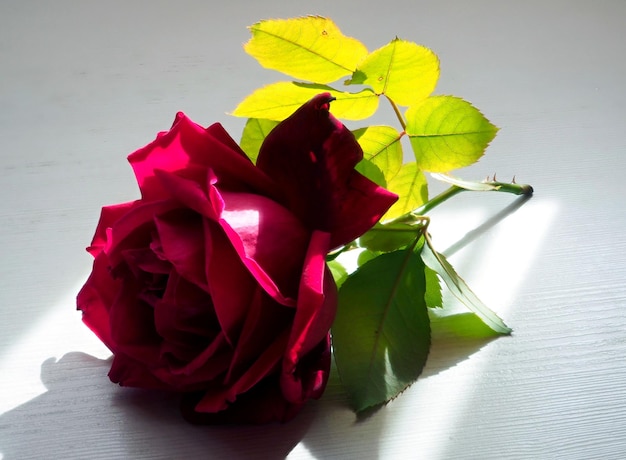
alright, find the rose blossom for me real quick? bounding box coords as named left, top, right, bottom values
left=77, top=93, right=397, bottom=424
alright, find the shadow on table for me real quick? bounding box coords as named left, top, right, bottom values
left=442, top=194, right=533, bottom=258
left=0, top=352, right=318, bottom=459
left=0, top=330, right=499, bottom=460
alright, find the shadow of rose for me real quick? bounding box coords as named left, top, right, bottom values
left=0, top=352, right=316, bottom=460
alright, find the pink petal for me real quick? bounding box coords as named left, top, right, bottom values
left=86, top=201, right=138, bottom=257
left=153, top=168, right=222, bottom=220
left=128, top=113, right=280, bottom=202
left=218, top=190, right=309, bottom=300
left=280, top=230, right=336, bottom=403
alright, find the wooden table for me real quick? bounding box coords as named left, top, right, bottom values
left=2, top=1, right=625, bottom=458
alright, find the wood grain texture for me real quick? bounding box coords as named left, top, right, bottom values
left=2, top=1, right=626, bottom=459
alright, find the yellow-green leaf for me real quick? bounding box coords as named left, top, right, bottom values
left=406, top=96, right=498, bottom=172
left=245, top=16, right=368, bottom=84
left=352, top=125, right=404, bottom=182
left=383, top=162, right=428, bottom=221
left=355, top=158, right=386, bottom=187
left=346, top=38, right=439, bottom=106
left=239, top=118, right=279, bottom=163
left=328, top=260, right=349, bottom=288
left=232, top=81, right=379, bottom=121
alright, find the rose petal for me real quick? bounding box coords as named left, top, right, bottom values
left=204, top=218, right=257, bottom=346
left=153, top=208, right=209, bottom=290
left=219, top=190, right=309, bottom=300
left=280, top=230, right=336, bottom=403
left=128, top=112, right=280, bottom=201
left=257, top=93, right=397, bottom=247
left=325, top=170, right=398, bottom=248
left=107, top=276, right=161, bottom=365
left=194, top=327, right=290, bottom=413
left=108, top=353, right=172, bottom=390
left=153, top=272, right=218, bottom=356
left=180, top=375, right=301, bottom=424
left=87, top=201, right=139, bottom=257
left=77, top=252, right=120, bottom=350
left=105, top=200, right=178, bottom=268
left=153, top=168, right=222, bottom=221
left=224, top=287, right=291, bottom=385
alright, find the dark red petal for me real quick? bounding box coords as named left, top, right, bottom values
left=256, top=93, right=397, bottom=247
left=224, top=288, right=291, bottom=385
left=104, top=200, right=178, bottom=268
left=326, top=170, right=398, bottom=248
left=153, top=209, right=209, bottom=290
left=194, top=327, right=290, bottom=413
left=203, top=218, right=257, bottom=346
left=77, top=252, right=120, bottom=351
left=180, top=375, right=302, bottom=425
left=108, top=353, right=172, bottom=390
left=107, top=276, right=161, bottom=365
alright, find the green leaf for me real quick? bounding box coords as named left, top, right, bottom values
left=232, top=81, right=379, bottom=121
left=328, top=260, right=349, bottom=289
left=346, top=38, right=439, bottom=106
left=355, top=158, right=386, bottom=187
left=383, top=162, right=428, bottom=221
left=357, top=249, right=380, bottom=267
left=406, top=95, right=499, bottom=172
left=332, top=248, right=431, bottom=411
left=359, top=222, right=423, bottom=253
left=424, top=266, right=443, bottom=309
left=430, top=311, right=500, bottom=340
left=420, top=236, right=511, bottom=334
left=239, top=118, right=279, bottom=163
left=352, top=125, right=404, bottom=182
left=244, top=16, right=369, bottom=84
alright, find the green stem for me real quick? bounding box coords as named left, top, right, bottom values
left=385, top=95, right=406, bottom=131
left=389, top=180, right=533, bottom=224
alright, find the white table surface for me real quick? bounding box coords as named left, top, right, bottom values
left=2, top=1, right=626, bottom=459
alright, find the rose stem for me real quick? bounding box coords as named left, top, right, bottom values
left=415, top=181, right=534, bottom=216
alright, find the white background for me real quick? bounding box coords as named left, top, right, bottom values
left=1, top=1, right=625, bottom=458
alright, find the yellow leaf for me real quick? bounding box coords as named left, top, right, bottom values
left=245, top=16, right=368, bottom=84
left=383, top=162, right=428, bottom=220
left=346, top=38, right=439, bottom=106
left=406, top=96, right=498, bottom=172
left=352, top=125, right=404, bottom=182
left=232, top=81, right=379, bottom=121
left=239, top=118, right=279, bottom=163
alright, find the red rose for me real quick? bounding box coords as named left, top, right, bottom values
left=77, top=94, right=397, bottom=424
